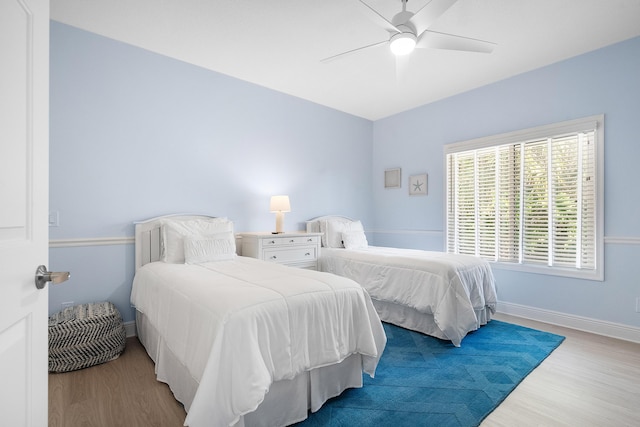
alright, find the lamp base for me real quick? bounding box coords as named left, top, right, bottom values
left=274, top=212, right=285, bottom=234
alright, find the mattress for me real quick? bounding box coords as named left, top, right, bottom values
left=319, top=246, right=497, bottom=346
left=130, top=256, right=386, bottom=427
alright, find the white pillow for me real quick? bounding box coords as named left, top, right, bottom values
left=306, top=220, right=322, bottom=234
left=184, top=232, right=237, bottom=264
left=162, top=218, right=233, bottom=263
left=319, top=220, right=328, bottom=247
left=342, top=230, right=368, bottom=249
left=324, top=220, right=364, bottom=248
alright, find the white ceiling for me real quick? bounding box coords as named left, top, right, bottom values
left=51, top=0, right=640, bottom=121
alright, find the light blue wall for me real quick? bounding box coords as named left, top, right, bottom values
left=49, top=19, right=640, bottom=333
left=371, top=36, right=640, bottom=329
left=48, top=22, right=373, bottom=322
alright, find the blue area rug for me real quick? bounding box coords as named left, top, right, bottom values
left=298, top=320, right=565, bottom=427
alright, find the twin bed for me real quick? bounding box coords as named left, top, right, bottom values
left=307, top=215, right=497, bottom=347
left=130, top=214, right=497, bottom=426
left=131, top=215, right=386, bottom=427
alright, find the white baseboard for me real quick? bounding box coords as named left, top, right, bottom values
left=124, top=320, right=137, bottom=338
left=497, top=301, right=640, bottom=344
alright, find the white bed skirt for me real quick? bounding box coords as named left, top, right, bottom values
left=136, top=311, right=364, bottom=427
left=372, top=299, right=494, bottom=341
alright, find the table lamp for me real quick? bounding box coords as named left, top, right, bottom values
left=269, top=195, right=291, bottom=234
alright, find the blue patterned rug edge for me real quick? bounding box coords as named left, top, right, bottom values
left=297, top=320, right=566, bottom=427
left=475, top=321, right=565, bottom=425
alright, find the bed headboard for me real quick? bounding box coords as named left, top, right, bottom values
left=134, top=214, right=222, bottom=271
left=305, top=215, right=354, bottom=234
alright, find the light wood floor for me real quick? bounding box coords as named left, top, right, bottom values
left=48, top=337, right=186, bottom=426
left=49, top=314, right=640, bottom=427
left=482, top=313, right=640, bottom=427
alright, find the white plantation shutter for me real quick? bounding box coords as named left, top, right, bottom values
left=580, top=131, right=597, bottom=269
left=522, top=139, right=549, bottom=265
left=445, top=116, right=603, bottom=280
left=550, top=134, right=580, bottom=267
left=452, top=152, right=476, bottom=255
left=497, top=144, right=520, bottom=262
left=477, top=148, right=497, bottom=258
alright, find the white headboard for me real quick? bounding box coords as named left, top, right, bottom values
left=305, top=215, right=354, bottom=235
left=134, top=214, right=221, bottom=271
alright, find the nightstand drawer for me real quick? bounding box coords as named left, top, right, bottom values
left=238, top=232, right=322, bottom=270
left=262, top=235, right=320, bottom=247
left=263, top=247, right=317, bottom=264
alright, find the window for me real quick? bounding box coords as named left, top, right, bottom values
left=445, top=116, right=604, bottom=280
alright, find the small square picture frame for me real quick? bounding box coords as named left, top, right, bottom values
left=409, top=173, right=428, bottom=196
left=384, top=168, right=401, bottom=189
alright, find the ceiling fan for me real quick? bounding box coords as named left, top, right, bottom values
left=322, top=0, right=496, bottom=63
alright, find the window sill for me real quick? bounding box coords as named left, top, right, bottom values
left=490, top=261, right=604, bottom=281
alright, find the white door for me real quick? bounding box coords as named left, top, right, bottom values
left=0, top=0, right=50, bottom=425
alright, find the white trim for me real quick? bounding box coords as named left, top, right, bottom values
left=490, top=261, right=602, bottom=281
left=604, top=236, right=640, bottom=245
left=124, top=320, right=136, bottom=337
left=368, top=229, right=443, bottom=238
left=497, top=301, right=640, bottom=344
left=47, top=233, right=640, bottom=249
left=444, top=115, right=603, bottom=154
left=368, top=230, right=640, bottom=246
left=49, top=237, right=134, bottom=248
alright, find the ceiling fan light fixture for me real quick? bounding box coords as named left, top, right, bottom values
left=390, top=32, right=417, bottom=56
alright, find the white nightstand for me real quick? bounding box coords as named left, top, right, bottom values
left=238, top=232, right=322, bottom=270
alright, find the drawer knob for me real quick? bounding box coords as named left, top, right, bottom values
left=269, top=240, right=275, bottom=244
left=270, top=255, right=277, bottom=260
left=307, top=238, right=312, bottom=242
left=305, top=252, right=310, bottom=256
left=290, top=239, right=295, bottom=243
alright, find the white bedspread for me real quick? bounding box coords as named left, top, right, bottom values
left=130, top=256, right=386, bottom=427
left=319, top=247, right=497, bottom=347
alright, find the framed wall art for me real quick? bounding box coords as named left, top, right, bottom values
left=384, top=168, right=401, bottom=189
left=409, top=173, right=428, bottom=196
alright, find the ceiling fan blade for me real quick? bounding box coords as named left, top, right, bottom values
left=321, top=40, right=389, bottom=63
left=416, top=30, right=496, bottom=53
left=357, top=0, right=400, bottom=33
left=409, top=0, right=458, bottom=36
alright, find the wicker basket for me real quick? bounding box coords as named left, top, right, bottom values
left=48, top=301, right=126, bottom=373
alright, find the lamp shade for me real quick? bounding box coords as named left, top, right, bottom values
left=269, top=195, right=291, bottom=213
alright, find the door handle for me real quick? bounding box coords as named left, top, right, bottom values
left=35, top=265, right=70, bottom=289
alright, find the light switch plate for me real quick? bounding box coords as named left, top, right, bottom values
left=48, top=211, right=59, bottom=227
